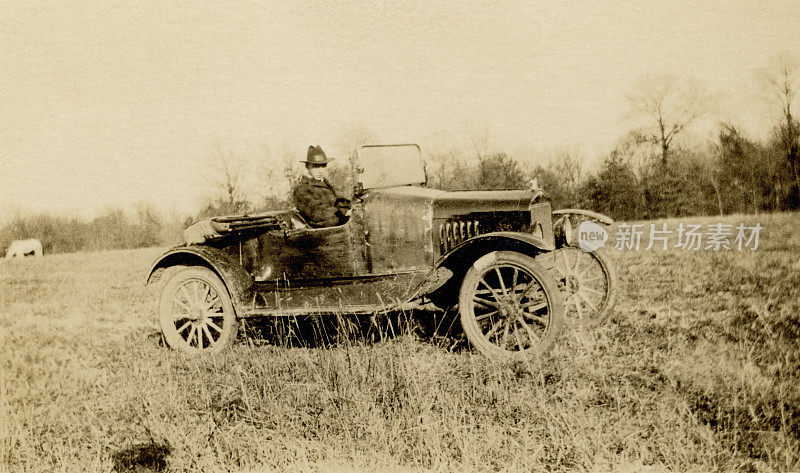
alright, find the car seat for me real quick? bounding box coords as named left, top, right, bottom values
left=289, top=209, right=309, bottom=229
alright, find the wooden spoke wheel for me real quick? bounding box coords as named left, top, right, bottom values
left=158, top=267, right=238, bottom=354
left=551, top=245, right=617, bottom=320
left=459, top=251, right=564, bottom=357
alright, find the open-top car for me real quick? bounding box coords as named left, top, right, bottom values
left=147, top=144, right=616, bottom=357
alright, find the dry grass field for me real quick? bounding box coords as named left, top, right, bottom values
left=1, top=213, right=799, bottom=472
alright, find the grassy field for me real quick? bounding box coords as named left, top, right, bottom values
left=1, top=212, right=799, bottom=472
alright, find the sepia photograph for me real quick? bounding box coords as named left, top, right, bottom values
left=1, top=1, right=799, bottom=472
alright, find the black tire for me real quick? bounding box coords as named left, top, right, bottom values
left=550, top=245, right=617, bottom=320
left=158, top=266, right=238, bottom=354
left=458, top=251, right=565, bottom=358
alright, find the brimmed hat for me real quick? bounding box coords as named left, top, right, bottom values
left=301, top=145, right=334, bottom=165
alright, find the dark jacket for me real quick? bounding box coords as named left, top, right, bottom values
left=292, top=176, right=351, bottom=227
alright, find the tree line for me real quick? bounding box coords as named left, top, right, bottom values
left=2, top=122, right=794, bottom=256
left=203, top=56, right=799, bottom=222
left=429, top=55, right=800, bottom=220
left=0, top=205, right=183, bottom=256
left=422, top=122, right=798, bottom=223
left=2, top=56, right=797, bottom=254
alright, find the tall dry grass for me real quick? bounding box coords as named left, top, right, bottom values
left=1, top=213, right=799, bottom=472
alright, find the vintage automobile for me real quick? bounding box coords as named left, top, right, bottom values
left=147, top=144, right=615, bottom=357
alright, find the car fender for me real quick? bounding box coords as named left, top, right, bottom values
left=416, top=232, right=554, bottom=300
left=145, top=246, right=253, bottom=314
left=552, top=208, right=614, bottom=225
left=552, top=209, right=613, bottom=248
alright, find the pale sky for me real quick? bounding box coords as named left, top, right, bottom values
left=2, top=1, right=799, bottom=219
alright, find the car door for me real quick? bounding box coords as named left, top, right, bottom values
left=248, top=213, right=424, bottom=315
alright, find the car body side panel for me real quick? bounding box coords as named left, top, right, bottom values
left=362, top=186, right=444, bottom=272
left=245, top=270, right=428, bottom=315
left=247, top=232, right=555, bottom=313
left=361, top=186, right=546, bottom=271
left=253, top=223, right=362, bottom=279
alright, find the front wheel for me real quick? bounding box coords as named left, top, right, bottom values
left=459, top=251, right=564, bottom=358
left=551, top=245, right=617, bottom=320
left=158, top=266, right=238, bottom=354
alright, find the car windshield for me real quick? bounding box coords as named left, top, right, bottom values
left=359, top=144, right=426, bottom=189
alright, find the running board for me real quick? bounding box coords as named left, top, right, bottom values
left=240, top=301, right=432, bottom=318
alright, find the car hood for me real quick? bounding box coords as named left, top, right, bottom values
left=366, top=186, right=535, bottom=212
left=431, top=189, right=536, bottom=218
left=364, top=185, right=539, bottom=221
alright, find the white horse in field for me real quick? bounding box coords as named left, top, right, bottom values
left=5, top=239, right=43, bottom=258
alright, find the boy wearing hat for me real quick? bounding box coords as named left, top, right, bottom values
left=292, top=145, right=351, bottom=228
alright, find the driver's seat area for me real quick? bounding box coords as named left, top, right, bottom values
left=287, top=209, right=308, bottom=229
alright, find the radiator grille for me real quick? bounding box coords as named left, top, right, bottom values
left=438, top=210, right=532, bottom=254
left=439, top=219, right=481, bottom=253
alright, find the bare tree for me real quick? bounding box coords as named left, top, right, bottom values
left=717, top=123, right=764, bottom=214
left=698, top=144, right=725, bottom=215
left=426, top=147, right=468, bottom=190
left=609, top=130, right=657, bottom=182
left=202, top=143, right=251, bottom=215
left=466, top=120, right=492, bottom=162
left=279, top=145, right=302, bottom=191
left=257, top=144, right=277, bottom=197
left=551, top=148, right=584, bottom=191
left=757, top=53, right=800, bottom=203
left=256, top=142, right=299, bottom=208
left=529, top=147, right=586, bottom=206
left=335, top=122, right=378, bottom=193
left=626, top=74, right=706, bottom=165
left=337, top=122, right=378, bottom=170
left=464, top=121, right=522, bottom=190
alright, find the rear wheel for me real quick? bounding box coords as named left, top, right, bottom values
left=551, top=245, right=617, bottom=320
left=158, top=267, right=238, bottom=354
left=459, top=251, right=564, bottom=357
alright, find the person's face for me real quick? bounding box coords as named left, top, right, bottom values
left=307, top=163, right=327, bottom=180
